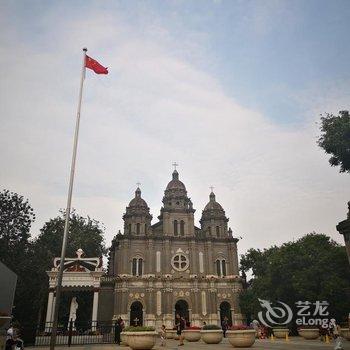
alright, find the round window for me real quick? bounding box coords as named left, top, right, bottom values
left=171, top=253, right=189, bottom=271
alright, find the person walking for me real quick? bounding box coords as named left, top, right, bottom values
left=159, top=325, right=166, bottom=347
left=333, top=320, right=344, bottom=350
left=222, top=316, right=229, bottom=338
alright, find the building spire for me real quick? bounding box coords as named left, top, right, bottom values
left=135, top=182, right=141, bottom=197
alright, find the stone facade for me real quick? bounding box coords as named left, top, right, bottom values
left=98, top=169, right=243, bottom=328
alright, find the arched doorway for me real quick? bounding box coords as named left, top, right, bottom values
left=130, top=301, right=143, bottom=326
left=220, top=301, right=232, bottom=326
left=175, top=300, right=189, bottom=324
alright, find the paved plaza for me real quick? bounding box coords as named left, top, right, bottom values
left=27, top=337, right=350, bottom=350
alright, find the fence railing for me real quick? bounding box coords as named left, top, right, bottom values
left=20, top=321, right=116, bottom=346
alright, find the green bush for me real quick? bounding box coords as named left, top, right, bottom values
left=202, top=324, right=222, bottom=330
left=124, top=326, right=155, bottom=332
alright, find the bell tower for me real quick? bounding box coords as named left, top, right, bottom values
left=158, top=165, right=195, bottom=236
left=123, top=186, right=152, bottom=235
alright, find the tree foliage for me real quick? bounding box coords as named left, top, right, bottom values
left=239, top=233, right=350, bottom=325
left=0, top=189, right=35, bottom=268
left=318, top=110, right=350, bottom=173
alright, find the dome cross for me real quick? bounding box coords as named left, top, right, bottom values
left=172, top=162, right=178, bottom=171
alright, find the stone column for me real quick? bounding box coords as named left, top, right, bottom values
left=188, top=308, right=192, bottom=324
left=207, top=241, right=213, bottom=275
left=45, top=290, right=54, bottom=331
left=230, top=307, right=235, bottom=326
left=91, top=289, right=99, bottom=329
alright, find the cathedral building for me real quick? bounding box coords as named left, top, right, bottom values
left=98, top=169, right=243, bottom=328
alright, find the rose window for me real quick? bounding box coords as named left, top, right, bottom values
left=171, top=253, right=189, bottom=271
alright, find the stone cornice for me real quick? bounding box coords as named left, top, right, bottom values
left=111, top=234, right=238, bottom=245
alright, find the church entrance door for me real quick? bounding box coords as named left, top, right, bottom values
left=219, top=301, right=232, bottom=327
left=130, top=301, right=143, bottom=326
left=175, top=299, right=189, bottom=324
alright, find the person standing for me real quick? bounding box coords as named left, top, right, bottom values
left=114, top=317, right=122, bottom=345
left=175, top=314, right=185, bottom=346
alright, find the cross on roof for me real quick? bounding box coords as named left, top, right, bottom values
left=210, top=186, right=214, bottom=192
left=136, top=182, right=141, bottom=187
left=172, top=162, right=178, bottom=170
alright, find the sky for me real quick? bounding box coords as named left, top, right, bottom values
left=1, top=0, right=349, bottom=258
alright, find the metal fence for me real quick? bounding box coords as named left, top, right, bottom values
left=20, top=321, right=115, bottom=346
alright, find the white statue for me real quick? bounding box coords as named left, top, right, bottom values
left=69, top=296, right=79, bottom=330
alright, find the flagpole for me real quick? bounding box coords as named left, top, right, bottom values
left=49, top=47, right=87, bottom=350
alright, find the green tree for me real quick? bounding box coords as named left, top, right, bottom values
left=240, top=233, right=350, bottom=326
left=0, top=189, right=35, bottom=268
left=318, top=110, right=350, bottom=173
left=0, top=190, right=38, bottom=324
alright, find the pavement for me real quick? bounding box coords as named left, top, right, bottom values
left=26, top=336, right=350, bottom=349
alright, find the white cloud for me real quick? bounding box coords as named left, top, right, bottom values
left=0, top=3, right=348, bottom=259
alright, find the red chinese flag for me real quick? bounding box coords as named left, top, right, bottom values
left=85, top=55, right=108, bottom=74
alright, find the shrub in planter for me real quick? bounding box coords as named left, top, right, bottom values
left=297, top=327, right=319, bottom=340
left=124, top=326, right=157, bottom=350
left=124, top=326, right=156, bottom=332
left=273, top=328, right=289, bottom=339
left=202, top=324, right=221, bottom=330
left=226, top=325, right=256, bottom=348
left=183, top=326, right=201, bottom=342
left=201, top=324, right=223, bottom=344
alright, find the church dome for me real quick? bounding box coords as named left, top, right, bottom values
left=203, top=192, right=224, bottom=211
left=166, top=170, right=186, bottom=191
left=201, top=191, right=227, bottom=221
left=128, top=187, right=148, bottom=208
left=124, top=187, right=152, bottom=219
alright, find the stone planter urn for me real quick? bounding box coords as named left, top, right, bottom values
left=165, top=329, right=176, bottom=339
left=120, top=332, right=128, bottom=346
left=183, top=329, right=201, bottom=342
left=226, top=330, right=256, bottom=348
left=298, top=328, right=319, bottom=340
left=340, top=328, right=350, bottom=341
left=126, top=331, right=158, bottom=350
left=273, top=328, right=289, bottom=339
left=200, top=330, right=223, bottom=344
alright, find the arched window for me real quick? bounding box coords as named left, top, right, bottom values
left=136, top=223, right=140, bottom=235
left=221, top=260, right=226, bottom=276
left=216, top=259, right=227, bottom=277
left=216, top=260, right=221, bottom=276
left=128, top=223, right=132, bottom=234
left=180, top=220, right=185, bottom=236
left=132, top=257, right=143, bottom=276
left=132, top=258, right=137, bottom=275
left=208, top=227, right=212, bottom=236
left=174, top=220, right=178, bottom=236
left=144, top=223, right=147, bottom=234
left=216, top=226, right=220, bottom=237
